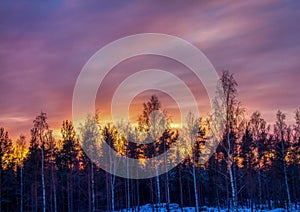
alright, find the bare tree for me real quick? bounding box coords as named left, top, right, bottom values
left=274, top=111, right=291, bottom=210
left=138, top=95, right=164, bottom=207
left=182, top=112, right=201, bottom=212
left=215, top=71, right=245, bottom=211
left=116, top=120, right=132, bottom=211
left=79, top=114, right=101, bottom=212
left=103, top=124, right=118, bottom=212
left=32, top=112, right=49, bottom=212
left=248, top=111, right=268, bottom=209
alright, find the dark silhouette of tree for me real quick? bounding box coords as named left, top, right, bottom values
left=214, top=71, right=245, bottom=211
left=137, top=95, right=176, bottom=211
left=79, top=114, right=100, bottom=212
left=14, top=135, right=28, bottom=212
left=0, top=127, right=13, bottom=211
left=32, top=112, right=49, bottom=212
left=0, top=75, right=300, bottom=211
left=56, top=120, right=79, bottom=212
left=273, top=110, right=292, bottom=210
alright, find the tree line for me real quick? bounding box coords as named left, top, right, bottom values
left=0, top=71, right=299, bottom=212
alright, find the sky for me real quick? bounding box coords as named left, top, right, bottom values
left=0, top=1, right=300, bottom=140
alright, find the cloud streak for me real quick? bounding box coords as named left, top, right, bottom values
left=0, top=1, right=299, bottom=139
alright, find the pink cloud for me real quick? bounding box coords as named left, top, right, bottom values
left=0, top=1, right=299, bottom=139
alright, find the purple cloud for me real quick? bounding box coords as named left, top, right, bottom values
left=0, top=1, right=299, bottom=139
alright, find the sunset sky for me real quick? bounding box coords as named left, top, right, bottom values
left=1, top=1, right=299, bottom=140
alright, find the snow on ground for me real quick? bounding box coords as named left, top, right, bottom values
left=117, top=203, right=300, bottom=212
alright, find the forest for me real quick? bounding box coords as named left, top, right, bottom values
left=0, top=71, right=299, bottom=212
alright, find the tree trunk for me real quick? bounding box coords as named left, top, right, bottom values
left=179, top=166, right=183, bottom=209
left=150, top=178, right=154, bottom=212
left=227, top=132, right=238, bottom=212
left=34, top=176, right=38, bottom=212
left=109, top=153, right=115, bottom=212
left=164, top=143, right=170, bottom=211
left=88, top=166, right=91, bottom=211
left=281, top=141, right=291, bottom=210
left=165, top=173, right=170, bottom=212
left=226, top=171, right=229, bottom=210
left=51, top=164, right=57, bottom=212
left=41, top=147, right=46, bottom=212
left=67, top=175, right=71, bottom=212
left=155, top=162, right=160, bottom=207
left=91, top=163, right=95, bottom=212
left=126, top=154, right=130, bottom=211
left=192, top=163, right=199, bottom=212
left=111, top=174, right=115, bottom=212
left=257, top=158, right=262, bottom=211
left=106, top=172, right=110, bottom=211
left=20, top=167, right=23, bottom=212
left=155, top=153, right=160, bottom=207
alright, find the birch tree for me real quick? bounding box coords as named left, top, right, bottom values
left=103, top=124, right=118, bottom=211
left=32, top=112, right=49, bottom=212
left=79, top=114, right=101, bottom=212
left=138, top=95, right=164, bottom=207
left=181, top=112, right=200, bottom=212
left=216, top=71, right=245, bottom=211
left=274, top=110, right=291, bottom=210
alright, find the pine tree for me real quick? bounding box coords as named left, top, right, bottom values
left=57, top=120, right=79, bottom=212
left=45, top=130, right=57, bottom=212
left=248, top=111, right=269, bottom=209
left=14, top=135, right=28, bottom=212
left=0, top=127, right=13, bottom=211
